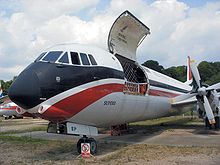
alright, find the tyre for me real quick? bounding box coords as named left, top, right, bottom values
left=88, top=138, right=97, bottom=155
left=77, top=137, right=98, bottom=155
left=76, top=138, right=85, bottom=154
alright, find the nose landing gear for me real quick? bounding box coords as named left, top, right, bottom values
left=77, top=135, right=97, bottom=155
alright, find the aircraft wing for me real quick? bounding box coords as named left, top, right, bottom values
left=169, top=95, right=197, bottom=115
left=171, top=96, right=197, bottom=107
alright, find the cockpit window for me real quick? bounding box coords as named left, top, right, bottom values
left=42, top=51, right=63, bottom=63
left=80, top=53, right=90, bottom=65
left=35, top=52, right=47, bottom=62
left=58, top=52, right=69, bottom=64
left=70, top=52, right=80, bottom=65
left=88, top=54, right=97, bottom=65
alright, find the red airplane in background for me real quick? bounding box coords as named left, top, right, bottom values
left=0, top=83, right=22, bottom=119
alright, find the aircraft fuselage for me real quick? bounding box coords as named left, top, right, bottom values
left=9, top=44, right=191, bottom=127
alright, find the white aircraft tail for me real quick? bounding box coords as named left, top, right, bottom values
left=184, top=56, right=193, bottom=85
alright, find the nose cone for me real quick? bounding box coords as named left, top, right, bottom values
left=9, top=69, right=41, bottom=109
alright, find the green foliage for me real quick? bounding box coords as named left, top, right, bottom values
left=0, top=76, right=17, bottom=95
left=142, top=60, right=164, bottom=73
left=164, top=66, right=186, bottom=82
left=142, top=60, right=220, bottom=85
left=205, top=72, right=220, bottom=85
left=0, top=79, right=13, bottom=95
left=198, top=61, right=220, bottom=85
left=198, top=61, right=214, bottom=82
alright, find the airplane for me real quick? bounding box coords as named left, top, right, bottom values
left=3, top=10, right=220, bottom=154
left=0, top=82, right=23, bottom=119
left=0, top=100, right=23, bottom=119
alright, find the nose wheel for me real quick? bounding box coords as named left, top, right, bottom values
left=76, top=136, right=97, bottom=155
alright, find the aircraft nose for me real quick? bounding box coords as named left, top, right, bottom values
left=9, top=69, right=41, bottom=109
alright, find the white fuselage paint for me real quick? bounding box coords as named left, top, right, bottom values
left=0, top=102, right=21, bottom=117
left=30, top=77, right=186, bottom=127
left=18, top=44, right=192, bottom=128
left=70, top=92, right=171, bottom=127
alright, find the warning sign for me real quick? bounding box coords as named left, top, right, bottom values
left=81, top=143, right=90, bottom=158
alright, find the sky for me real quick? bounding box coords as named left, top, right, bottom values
left=0, top=0, right=220, bottom=81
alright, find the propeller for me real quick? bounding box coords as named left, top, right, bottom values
left=203, top=96, right=215, bottom=124
left=206, top=82, right=220, bottom=91
left=190, top=59, right=201, bottom=88
left=190, top=58, right=220, bottom=124
left=175, top=57, right=220, bottom=124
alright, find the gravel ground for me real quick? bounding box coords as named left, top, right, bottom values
left=0, top=117, right=220, bottom=165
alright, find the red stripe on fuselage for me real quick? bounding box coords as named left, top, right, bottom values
left=149, top=89, right=180, bottom=98
left=0, top=106, right=17, bottom=111
left=41, top=83, right=124, bottom=122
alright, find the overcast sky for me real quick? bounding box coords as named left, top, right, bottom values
left=0, top=0, right=220, bottom=80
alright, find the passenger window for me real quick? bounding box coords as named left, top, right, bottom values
left=58, top=52, right=69, bottom=64
left=88, top=54, right=97, bottom=65
left=80, top=53, right=90, bottom=65
left=70, top=52, right=80, bottom=65
left=42, top=51, right=63, bottom=63
left=35, top=52, right=47, bottom=62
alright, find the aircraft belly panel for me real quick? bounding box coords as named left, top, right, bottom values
left=69, top=93, right=171, bottom=127
left=143, top=96, right=171, bottom=119
left=68, top=93, right=124, bottom=126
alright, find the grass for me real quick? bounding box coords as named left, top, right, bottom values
left=0, top=135, right=49, bottom=144
left=130, top=116, right=203, bottom=127
left=0, top=125, right=47, bottom=135
left=127, top=116, right=204, bottom=136
left=0, top=134, right=76, bottom=165
left=0, top=117, right=48, bottom=125
left=0, top=134, right=75, bottom=154
left=98, top=116, right=203, bottom=135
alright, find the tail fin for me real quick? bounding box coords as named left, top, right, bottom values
left=185, top=56, right=193, bottom=85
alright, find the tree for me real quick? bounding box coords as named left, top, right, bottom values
left=198, top=61, right=215, bottom=83
left=164, top=67, right=178, bottom=79
left=164, top=66, right=186, bottom=82
left=142, top=60, right=164, bottom=73
left=0, top=79, right=14, bottom=95
left=198, top=61, right=220, bottom=85
left=205, top=70, right=220, bottom=85
left=142, top=59, right=219, bottom=84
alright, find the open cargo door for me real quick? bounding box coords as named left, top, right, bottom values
left=108, top=10, right=150, bottom=61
